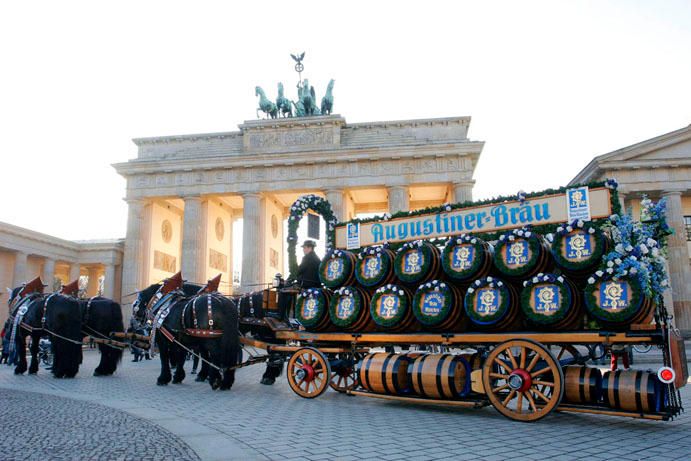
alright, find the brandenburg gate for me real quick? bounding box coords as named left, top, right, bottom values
left=113, top=114, right=484, bottom=297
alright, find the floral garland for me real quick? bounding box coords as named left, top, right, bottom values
left=318, top=249, right=354, bottom=288
left=328, top=286, right=363, bottom=328
left=583, top=270, right=645, bottom=325
left=394, top=240, right=435, bottom=283
left=412, top=280, right=453, bottom=327
left=355, top=244, right=393, bottom=287
left=464, top=276, right=511, bottom=325
left=520, top=273, right=572, bottom=325
left=441, top=234, right=489, bottom=281
left=295, top=288, right=328, bottom=328
left=370, top=284, right=409, bottom=328
left=492, top=227, right=542, bottom=278
left=550, top=219, right=608, bottom=272
left=287, top=195, right=338, bottom=279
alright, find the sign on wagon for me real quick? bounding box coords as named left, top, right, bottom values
left=335, top=187, right=612, bottom=249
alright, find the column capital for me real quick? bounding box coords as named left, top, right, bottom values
left=661, top=188, right=685, bottom=197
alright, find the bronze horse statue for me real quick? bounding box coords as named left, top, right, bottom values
left=256, top=86, right=278, bottom=119
left=320, top=79, right=335, bottom=115
left=276, top=83, right=292, bottom=118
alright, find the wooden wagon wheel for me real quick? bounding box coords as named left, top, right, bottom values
left=482, top=339, right=564, bottom=422
left=328, top=352, right=363, bottom=393
left=287, top=347, right=331, bottom=399
left=549, top=344, right=584, bottom=366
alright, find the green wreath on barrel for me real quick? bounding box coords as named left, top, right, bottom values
left=287, top=195, right=338, bottom=280
left=441, top=234, right=485, bottom=281
left=370, top=284, right=409, bottom=328
left=295, top=288, right=329, bottom=329
left=356, top=245, right=392, bottom=287
left=319, top=249, right=353, bottom=288
left=493, top=228, right=541, bottom=277
left=412, top=280, right=453, bottom=327
left=329, top=286, right=364, bottom=329
left=551, top=220, right=608, bottom=272
left=584, top=271, right=644, bottom=324
left=394, top=240, right=433, bottom=284
left=520, top=273, right=572, bottom=325
left=464, top=277, right=511, bottom=326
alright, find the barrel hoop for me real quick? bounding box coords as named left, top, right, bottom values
left=416, top=355, right=429, bottom=398
left=361, top=354, right=371, bottom=392
left=613, top=371, right=621, bottom=409
left=579, top=366, right=587, bottom=403
left=635, top=371, right=644, bottom=413
left=435, top=355, right=446, bottom=398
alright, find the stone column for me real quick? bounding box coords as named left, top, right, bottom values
left=661, top=190, right=691, bottom=332
left=103, top=264, right=116, bottom=299
left=181, top=195, right=207, bottom=284
left=42, top=258, right=56, bottom=292
left=69, top=264, right=81, bottom=283
left=453, top=182, right=473, bottom=204
left=86, top=266, right=101, bottom=297
left=388, top=185, right=410, bottom=214
left=241, top=193, right=265, bottom=292
left=121, top=199, right=146, bottom=300
left=325, top=189, right=346, bottom=222
left=12, top=251, right=27, bottom=287
left=616, top=186, right=628, bottom=214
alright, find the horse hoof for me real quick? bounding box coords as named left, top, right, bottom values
left=156, top=381, right=168, bottom=386
left=172, top=379, right=183, bottom=384
left=195, top=375, right=206, bottom=382
left=93, top=370, right=104, bottom=377
left=260, top=377, right=275, bottom=385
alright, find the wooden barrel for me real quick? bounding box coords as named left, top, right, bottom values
left=584, top=274, right=655, bottom=330
left=409, top=353, right=471, bottom=399
left=369, top=285, right=418, bottom=332
left=493, top=231, right=552, bottom=280
left=551, top=223, right=610, bottom=276
left=319, top=250, right=357, bottom=289
left=441, top=236, right=493, bottom=282
left=464, top=277, right=521, bottom=331
left=358, top=352, right=414, bottom=395
left=520, top=273, right=584, bottom=330
left=412, top=280, right=467, bottom=331
left=295, top=288, right=332, bottom=332
left=328, top=286, right=375, bottom=332
left=394, top=241, right=442, bottom=285
left=564, top=366, right=602, bottom=404
left=602, top=370, right=665, bottom=413
left=355, top=247, right=397, bottom=288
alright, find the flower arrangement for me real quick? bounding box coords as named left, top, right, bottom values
left=394, top=240, right=436, bottom=283
left=328, top=286, right=364, bottom=328
left=441, top=234, right=490, bottom=281
left=295, top=287, right=328, bottom=328
left=464, top=276, right=511, bottom=326
left=412, top=280, right=453, bottom=327
left=318, top=249, right=355, bottom=288
left=519, top=273, right=573, bottom=326
left=287, top=195, right=337, bottom=279
left=370, top=284, right=410, bottom=328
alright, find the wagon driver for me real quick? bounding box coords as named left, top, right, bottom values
left=297, top=240, right=321, bottom=288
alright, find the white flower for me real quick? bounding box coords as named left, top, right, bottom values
left=556, top=226, right=564, bottom=233
left=398, top=290, right=404, bottom=296
left=661, top=280, right=668, bottom=287
left=606, top=268, right=614, bottom=274
left=630, top=268, right=637, bottom=274
left=497, top=281, right=504, bottom=287
left=615, top=258, right=622, bottom=265
left=499, top=235, right=506, bottom=241
left=523, top=281, right=528, bottom=287
left=621, top=270, right=628, bottom=276
left=525, top=232, right=532, bottom=238
left=434, top=287, right=440, bottom=292
left=596, top=270, right=603, bottom=277
left=509, top=235, right=515, bottom=241
left=625, top=245, right=634, bottom=252
left=588, top=277, right=595, bottom=284
left=487, top=276, right=493, bottom=282
left=630, top=256, right=638, bottom=261
left=517, top=230, right=524, bottom=237
left=577, top=220, right=584, bottom=227
left=640, top=245, right=649, bottom=255
left=607, top=261, right=614, bottom=268
left=543, top=275, right=550, bottom=281
left=646, top=238, right=657, bottom=247
left=652, top=248, right=660, bottom=257
left=557, top=276, right=564, bottom=283
left=532, top=277, right=539, bottom=283
left=609, top=214, right=619, bottom=221
left=386, top=284, right=392, bottom=289
left=468, top=288, right=475, bottom=294
left=588, top=228, right=595, bottom=234
left=471, top=238, right=477, bottom=244
left=566, top=226, right=573, bottom=233
left=440, top=283, right=447, bottom=289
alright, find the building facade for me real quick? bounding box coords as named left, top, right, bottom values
left=0, top=221, right=123, bottom=326
left=113, top=115, right=484, bottom=298
left=569, top=124, right=691, bottom=332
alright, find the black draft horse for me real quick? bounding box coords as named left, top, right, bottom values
left=134, top=273, right=241, bottom=389
left=78, top=287, right=126, bottom=376
left=7, top=278, right=82, bottom=378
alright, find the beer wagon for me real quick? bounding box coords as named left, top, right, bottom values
left=236, top=181, right=687, bottom=423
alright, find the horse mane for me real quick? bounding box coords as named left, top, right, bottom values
left=7, top=286, right=22, bottom=306
left=181, top=282, right=203, bottom=297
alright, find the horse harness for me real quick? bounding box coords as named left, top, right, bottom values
left=183, top=293, right=225, bottom=338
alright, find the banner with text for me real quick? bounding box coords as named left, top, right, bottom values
left=334, top=187, right=612, bottom=249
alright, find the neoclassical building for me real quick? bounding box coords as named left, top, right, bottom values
left=0, top=221, right=123, bottom=326
left=570, top=123, right=691, bottom=332
left=113, top=115, right=484, bottom=298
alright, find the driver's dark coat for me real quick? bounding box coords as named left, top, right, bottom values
left=297, top=251, right=321, bottom=288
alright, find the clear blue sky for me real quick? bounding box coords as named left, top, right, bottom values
left=1, top=0, right=689, bottom=240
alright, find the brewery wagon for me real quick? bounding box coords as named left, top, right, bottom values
left=236, top=182, right=688, bottom=422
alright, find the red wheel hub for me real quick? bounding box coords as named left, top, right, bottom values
left=508, top=369, right=532, bottom=392
left=299, top=363, right=316, bottom=383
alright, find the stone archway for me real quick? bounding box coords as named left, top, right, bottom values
left=287, top=195, right=338, bottom=279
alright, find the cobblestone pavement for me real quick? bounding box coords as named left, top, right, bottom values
left=0, top=350, right=689, bottom=461
left=0, top=388, right=200, bottom=461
